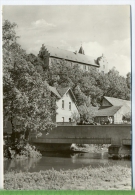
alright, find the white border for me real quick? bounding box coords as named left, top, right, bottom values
left=0, top=0, right=135, bottom=190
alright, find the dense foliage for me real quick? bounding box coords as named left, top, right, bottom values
left=3, top=20, right=56, bottom=157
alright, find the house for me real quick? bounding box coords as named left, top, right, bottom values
left=38, top=44, right=100, bottom=72
left=48, top=85, right=79, bottom=124
left=94, top=96, right=131, bottom=124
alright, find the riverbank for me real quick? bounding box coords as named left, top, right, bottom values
left=4, top=164, right=131, bottom=190
left=71, top=144, right=109, bottom=153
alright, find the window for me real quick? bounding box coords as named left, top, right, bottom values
left=62, top=117, right=64, bottom=122
left=62, top=100, right=64, bottom=109
left=69, top=102, right=71, bottom=110
left=83, top=65, right=86, bottom=70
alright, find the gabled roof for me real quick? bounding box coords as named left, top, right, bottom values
left=57, top=87, right=77, bottom=102
left=48, top=85, right=61, bottom=98
left=96, top=106, right=122, bottom=117
left=57, top=87, right=70, bottom=97
left=103, top=96, right=131, bottom=108
left=43, top=45, right=99, bottom=67
left=48, top=85, right=77, bottom=102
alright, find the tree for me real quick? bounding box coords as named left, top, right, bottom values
left=71, top=111, right=80, bottom=123
left=126, top=72, right=131, bottom=90
left=78, top=104, right=98, bottom=123
left=3, top=20, right=56, bottom=143
left=122, top=112, right=131, bottom=123
left=97, top=68, right=130, bottom=100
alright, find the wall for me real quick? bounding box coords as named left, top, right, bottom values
left=114, top=105, right=130, bottom=123
left=56, top=90, right=79, bottom=122
left=49, top=57, right=96, bottom=72
left=97, top=55, right=108, bottom=74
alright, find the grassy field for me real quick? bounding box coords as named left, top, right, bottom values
left=4, top=165, right=131, bottom=190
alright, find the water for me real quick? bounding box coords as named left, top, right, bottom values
left=4, top=152, right=131, bottom=173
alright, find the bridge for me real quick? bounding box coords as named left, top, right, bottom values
left=29, top=124, right=131, bottom=157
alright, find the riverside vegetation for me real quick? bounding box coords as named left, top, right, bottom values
left=4, top=165, right=131, bottom=190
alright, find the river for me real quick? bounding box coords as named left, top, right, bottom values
left=4, top=152, right=131, bottom=173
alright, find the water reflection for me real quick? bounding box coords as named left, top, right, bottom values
left=4, top=152, right=131, bottom=173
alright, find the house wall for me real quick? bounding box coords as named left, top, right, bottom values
left=56, top=91, right=79, bottom=122
left=114, top=105, right=130, bottom=123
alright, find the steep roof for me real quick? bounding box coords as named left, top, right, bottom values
left=48, top=85, right=76, bottom=102
left=44, top=45, right=99, bottom=67
left=48, top=85, right=61, bottom=98
left=96, top=106, right=122, bottom=117
left=103, top=96, right=131, bottom=108
left=57, top=87, right=77, bottom=101
left=57, top=87, right=70, bottom=97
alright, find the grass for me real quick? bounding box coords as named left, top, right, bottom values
left=4, top=164, right=131, bottom=190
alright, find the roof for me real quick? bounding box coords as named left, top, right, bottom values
left=103, top=96, right=131, bottom=108
left=57, top=87, right=77, bottom=101
left=48, top=85, right=76, bottom=101
left=57, top=87, right=70, bottom=97
left=48, top=85, right=61, bottom=98
left=96, top=106, right=122, bottom=117
left=43, top=45, right=99, bottom=67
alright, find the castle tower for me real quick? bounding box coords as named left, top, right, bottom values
left=78, top=45, right=85, bottom=55
left=97, top=54, right=108, bottom=74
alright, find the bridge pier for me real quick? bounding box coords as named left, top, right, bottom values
left=108, top=145, right=131, bottom=159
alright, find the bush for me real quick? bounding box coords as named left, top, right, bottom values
left=18, top=143, right=42, bottom=158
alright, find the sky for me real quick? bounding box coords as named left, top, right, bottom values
left=2, top=5, right=131, bottom=77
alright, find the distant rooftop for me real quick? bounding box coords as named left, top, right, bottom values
left=103, top=96, right=131, bottom=108
left=96, top=106, right=122, bottom=116
left=40, top=45, right=99, bottom=67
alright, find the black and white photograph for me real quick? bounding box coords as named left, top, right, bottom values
left=2, top=3, right=133, bottom=190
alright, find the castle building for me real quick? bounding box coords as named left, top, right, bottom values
left=96, top=54, right=109, bottom=74
left=38, top=44, right=100, bottom=72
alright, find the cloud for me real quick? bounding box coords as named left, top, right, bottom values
left=80, top=39, right=131, bottom=77
left=82, top=42, right=104, bottom=58
left=31, top=19, right=56, bottom=29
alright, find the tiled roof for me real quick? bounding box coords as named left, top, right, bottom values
left=103, top=96, right=131, bottom=108
left=57, top=87, right=77, bottom=101
left=96, top=106, right=122, bottom=117
left=44, top=45, right=99, bottom=67
left=57, top=87, right=70, bottom=97
left=48, top=86, right=76, bottom=101
left=48, top=86, right=61, bottom=98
